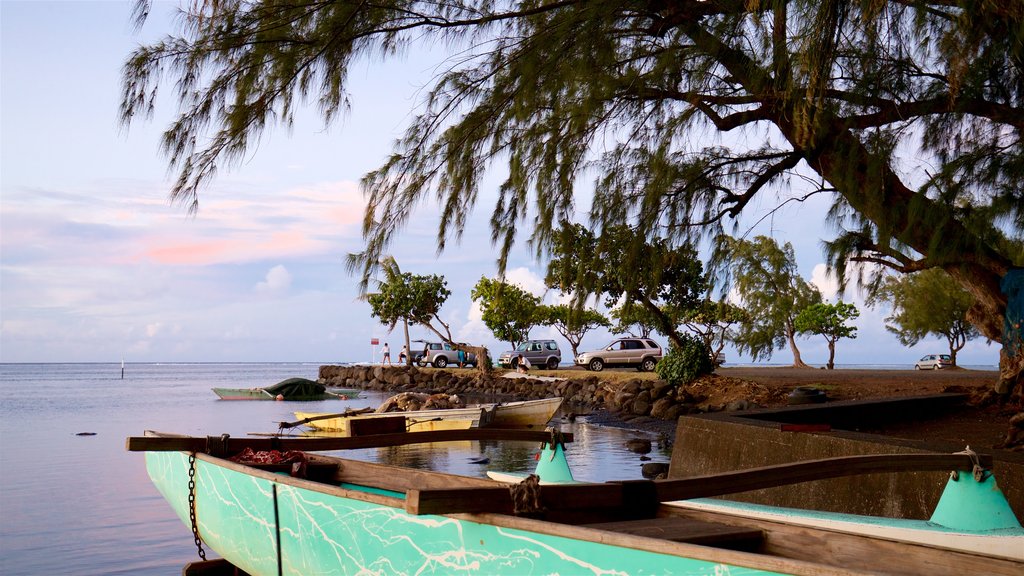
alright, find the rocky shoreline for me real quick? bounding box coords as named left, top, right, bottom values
left=319, top=364, right=1021, bottom=448
left=318, top=364, right=765, bottom=425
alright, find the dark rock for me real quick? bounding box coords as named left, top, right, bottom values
left=650, top=379, right=673, bottom=400
left=630, top=398, right=651, bottom=416
left=641, top=462, right=670, bottom=478
left=650, top=397, right=679, bottom=420
left=621, top=380, right=643, bottom=395
left=625, top=438, right=652, bottom=454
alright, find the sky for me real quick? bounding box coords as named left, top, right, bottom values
left=0, top=1, right=1000, bottom=367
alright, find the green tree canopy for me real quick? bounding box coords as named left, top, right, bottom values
left=546, top=223, right=707, bottom=348
left=470, top=277, right=541, bottom=348
left=366, top=268, right=450, bottom=340
left=608, top=303, right=662, bottom=340
left=681, top=300, right=748, bottom=361
left=366, top=259, right=490, bottom=371
left=122, top=0, right=1023, bottom=393
left=536, top=304, right=610, bottom=359
left=713, top=236, right=822, bottom=367
left=794, top=301, right=860, bottom=370
left=868, top=268, right=981, bottom=366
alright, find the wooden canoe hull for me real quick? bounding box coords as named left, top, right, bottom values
left=141, top=433, right=1024, bottom=576
left=490, top=397, right=563, bottom=428
left=293, top=408, right=486, bottom=435
left=146, top=450, right=789, bottom=576
left=293, top=397, right=561, bottom=433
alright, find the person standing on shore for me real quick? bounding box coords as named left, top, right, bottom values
left=382, top=342, right=392, bottom=366
left=399, top=344, right=408, bottom=364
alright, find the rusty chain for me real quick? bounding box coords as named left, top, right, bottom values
left=187, top=453, right=207, bottom=561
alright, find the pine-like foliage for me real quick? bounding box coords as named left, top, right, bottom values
left=122, top=1, right=1023, bottom=381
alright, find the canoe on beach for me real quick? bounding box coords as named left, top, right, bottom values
left=131, top=430, right=1023, bottom=575
left=290, top=396, right=563, bottom=435
left=292, top=406, right=490, bottom=435
left=212, top=377, right=361, bottom=401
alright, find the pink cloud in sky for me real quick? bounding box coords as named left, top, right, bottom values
left=140, top=239, right=234, bottom=265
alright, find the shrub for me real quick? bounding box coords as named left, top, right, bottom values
left=655, top=334, right=714, bottom=385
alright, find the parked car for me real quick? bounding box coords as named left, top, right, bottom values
left=497, top=339, right=562, bottom=370
left=575, top=338, right=663, bottom=372
left=712, top=352, right=726, bottom=367
left=414, top=341, right=476, bottom=368
left=915, top=354, right=952, bottom=370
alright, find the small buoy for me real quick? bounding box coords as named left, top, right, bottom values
left=275, top=394, right=285, bottom=401
left=75, top=432, right=97, bottom=436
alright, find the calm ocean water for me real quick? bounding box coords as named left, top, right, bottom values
left=0, top=363, right=669, bottom=575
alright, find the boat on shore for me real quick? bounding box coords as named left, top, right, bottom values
left=132, top=430, right=1023, bottom=575
left=291, top=396, right=562, bottom=435
left=212, top=377, right=361, bottom=401
left=292, top=406, right=490, bottom=435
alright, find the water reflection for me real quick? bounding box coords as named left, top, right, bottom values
left=0, top=363, right=671, bottom=576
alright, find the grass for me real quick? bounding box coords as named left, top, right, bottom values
left=411, top=365, right=661, bottom=384
left=537, top=368, right=661, bottom=383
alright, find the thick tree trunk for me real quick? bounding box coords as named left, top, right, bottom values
left=787, top=326, right=810, bottom=368
left=465, top=344, right=492, bottom=375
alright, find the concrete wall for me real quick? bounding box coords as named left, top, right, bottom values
left=670, top=408, right=1024, bottom=520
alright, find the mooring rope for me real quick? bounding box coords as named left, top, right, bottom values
left=951, top=446, right=990, bottom=482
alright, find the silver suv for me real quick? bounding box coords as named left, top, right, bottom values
left=497, top=339, right=562, bottom=370
left=575, top=338, right=662, bottom=372
left=414, top=341, right=477, bottom=368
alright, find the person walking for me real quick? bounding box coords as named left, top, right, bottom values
left=382, top=342, right=392, bottom=366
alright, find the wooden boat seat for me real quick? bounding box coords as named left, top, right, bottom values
left=582, top=517, right=764, bottom=551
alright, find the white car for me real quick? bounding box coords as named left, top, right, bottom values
left=914, top=354, right=952, bottom=370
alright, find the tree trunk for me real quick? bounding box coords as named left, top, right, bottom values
left=402, top=318, right=412, bottom=366
left=638, top=294, right=685, bottom=349
left=464, top=344, right=492, bottom=375
left=827, top=340, right=835, bottom=370
left=786, top=324, right=810, bottom=368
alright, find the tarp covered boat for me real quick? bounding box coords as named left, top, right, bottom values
left=132, top=430, right=1023, bottom=575
left=212, top=377, right=361, bottom=401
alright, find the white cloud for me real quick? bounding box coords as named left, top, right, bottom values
left=503, top=267, right=548, bottom=296
left=457, top=300, right=492, bottom=344
left=255, top=265, right=292, bottom=295
left=810, top=264, right=840, bottom=300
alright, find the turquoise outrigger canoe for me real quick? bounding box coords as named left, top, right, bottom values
left=133, top=430, right=1024, bottom=575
